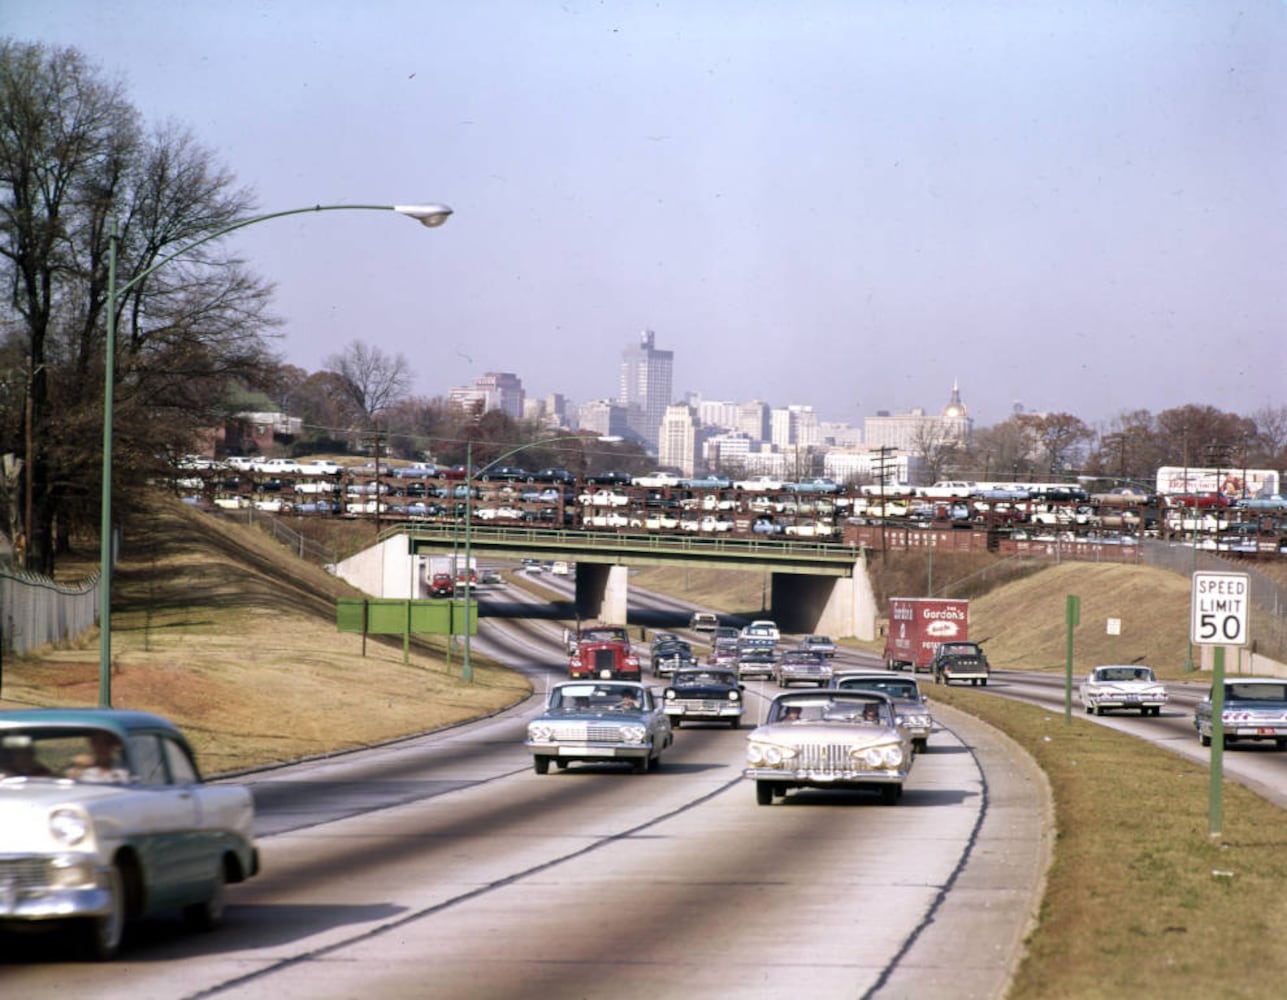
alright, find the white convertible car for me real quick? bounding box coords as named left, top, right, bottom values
left=1078, top=665, right=1169, bottom=717
left=0, top=709, right=259, bottom=960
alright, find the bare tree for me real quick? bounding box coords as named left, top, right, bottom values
left=0, top=41, right=279, bottom=570
left=323, top=341, right=413, bottom=425
left=910, top=421, right=962, bottom=484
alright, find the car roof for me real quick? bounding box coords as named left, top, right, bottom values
left=0, top=708, right=184, bottom=739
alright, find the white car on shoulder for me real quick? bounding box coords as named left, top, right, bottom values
left=0, top=708, right=259, bottom=960
left=1078, top=664, right=1169, bottom=716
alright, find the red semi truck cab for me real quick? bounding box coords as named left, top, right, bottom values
left=569, top=640, right=642, bottom=681
left=883, top=597, right=970, bottom=673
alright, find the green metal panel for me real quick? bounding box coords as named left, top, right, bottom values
left=336, top=599, right=475, bottom=636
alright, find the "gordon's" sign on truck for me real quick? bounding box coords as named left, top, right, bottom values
left=883, top=597, right=969, bottom=672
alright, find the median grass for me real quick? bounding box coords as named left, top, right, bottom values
left=14, top=504, right=1287, bottom=996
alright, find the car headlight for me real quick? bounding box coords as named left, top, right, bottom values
left=50, top=808, right=90, bottom=847
left=860, top=745, right=904, bottom=768
left=729, top=690, right=740, bottom=701
left=665, top=689, right=676, bottom=700
left=746, top=743, right=794, bottom=766
left=620, top=725, right=647, bottom=744
left=528, top=723, right=553, bottom=742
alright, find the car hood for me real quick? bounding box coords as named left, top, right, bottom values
left=536, top=709, right=650, bottom=723
left=747, top=722, right=901, bottom=747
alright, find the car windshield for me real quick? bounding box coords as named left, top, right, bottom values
left=580, top=627, right=629, bottom=643
left=550, top=685, right=644, bottom=712
left=0, top=728, right=131, bottom=783
left=674, top=672, right=732, bottom=687
left=1226, top=683, right=1287, bottom=702
left=771, top=697, right=889, bottom=725
left=838, top=678, right=919, bottom=699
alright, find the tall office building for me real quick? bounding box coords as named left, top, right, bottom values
left=618, top=329, right=674, bottom=453
left=657, top=404, right=697, bottom=476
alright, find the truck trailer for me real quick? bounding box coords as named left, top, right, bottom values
left=883, top=597, right=970, bottom=673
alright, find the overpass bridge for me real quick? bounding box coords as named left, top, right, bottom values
left=334, top=524, right=879, bottom=639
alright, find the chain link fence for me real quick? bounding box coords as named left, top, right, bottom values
left=0, top=567, right=100, bottom=655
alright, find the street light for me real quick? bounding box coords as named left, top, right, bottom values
left=99, top=202, right=452, bottom=706
left=460, top=434, right=621, bottom=683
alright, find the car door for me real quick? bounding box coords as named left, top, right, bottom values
left=126, top=732, right=207, bottom=910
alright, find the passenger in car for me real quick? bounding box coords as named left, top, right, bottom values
left=67, top=732, right=130, bottom=784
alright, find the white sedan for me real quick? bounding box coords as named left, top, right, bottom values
left=1078, top=665, right=1169, bottom=717
left=735, top=476, right=785, bottom=491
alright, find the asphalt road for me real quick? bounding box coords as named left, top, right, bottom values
left=0, top=577, right=1049, bottom=999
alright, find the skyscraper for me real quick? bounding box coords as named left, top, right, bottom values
left=618, top=329, right=674, bottom=453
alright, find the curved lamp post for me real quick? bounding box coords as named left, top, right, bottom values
left=100, top=202, right=453, bottom=706
left=461, top=434, right=621, bottom=682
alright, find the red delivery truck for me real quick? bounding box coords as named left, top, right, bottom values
left=883, top=597, right=969, bottom=672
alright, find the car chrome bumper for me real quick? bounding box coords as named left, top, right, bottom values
left=0, top=857, right=114, bottom=922
left=664, top=706, right=742, bottom=718
left=525, top=741, right=650, bottom=759
left=743, top=767, right=906, bottom=784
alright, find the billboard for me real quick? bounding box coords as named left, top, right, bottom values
left=1155, top=466, right=1279, bottom=498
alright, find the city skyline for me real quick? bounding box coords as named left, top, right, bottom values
left=8, top=1, right=1285, bottom=429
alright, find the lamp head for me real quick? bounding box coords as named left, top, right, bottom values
left=394, top=204, right=454, bottom=227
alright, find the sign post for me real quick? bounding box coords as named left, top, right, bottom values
left=1191, top=571, right=1250, bottom=841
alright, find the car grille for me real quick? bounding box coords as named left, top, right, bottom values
left=548, top=722, right=626, bottom=743
left=0, top=856, right=51, bottom=891
left=793, top=743, right=854, bottom=771
left=674, top=698, right=730, bottom=711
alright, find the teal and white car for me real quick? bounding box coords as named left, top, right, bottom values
left=0, top=709, right=259, bottom=960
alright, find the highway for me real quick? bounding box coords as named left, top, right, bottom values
left=0, top=573, right=1047, bottom=999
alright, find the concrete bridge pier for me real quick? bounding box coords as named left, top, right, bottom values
left=573, top=563, right=629, bottom=625
left=768, top=555, right=876, bottom=641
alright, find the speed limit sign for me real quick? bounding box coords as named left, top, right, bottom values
left=1191, top=571, right=1250, bottom=646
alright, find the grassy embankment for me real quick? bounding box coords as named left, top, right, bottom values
left=12, top=502, right=1287, bottom=996
left=6, top=496, right=529, bottom=773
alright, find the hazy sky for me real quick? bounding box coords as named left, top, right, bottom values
left=8, top=0, right=1286, bottom=429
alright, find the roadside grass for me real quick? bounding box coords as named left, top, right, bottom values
left=3, top=495, right=530, bottom=772
left=931, top=683, right=1287, bottom=999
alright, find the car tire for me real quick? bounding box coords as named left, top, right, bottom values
left=1084, top=703, right=1093, bottom=714
left=183, top=861, right=227, bottom=931
left=555, top=759, right=570, bottom=769
left=79, top=863, right=126, bottom=961
left=913, top=738, right=927, bottom=754
left=755, top=781, right=773, bottom=806
left=533, top=755, right=551, bottom=775
left=729, top=718, right=740, bottom=730
left=631, top=756, right=648, bottom=775
left=878, top=784, right=902, bottom=806
left=1199, top=728, right=1211, bottom=747
left=1094, top=705, right=1103, bottom=716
